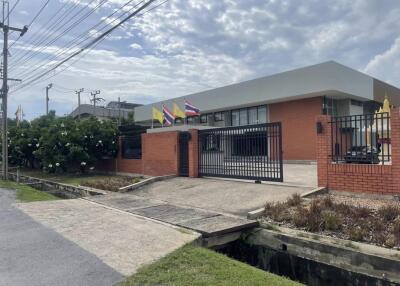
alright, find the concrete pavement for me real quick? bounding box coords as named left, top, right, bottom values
left=0, top=188, right=199, bottom=286
left=133, top=177, right=313, bottom=216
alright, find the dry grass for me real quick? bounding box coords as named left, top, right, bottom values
left=263, top=194, right=400, bottom=248
left=80, top=176, right=142, bottom=192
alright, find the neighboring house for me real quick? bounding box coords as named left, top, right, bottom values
left=133, top=61, right=400, bottom=161
left=70, top=101, right=142, bottom=121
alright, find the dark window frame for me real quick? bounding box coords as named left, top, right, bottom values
left=121, top=135, right=142, bottom=159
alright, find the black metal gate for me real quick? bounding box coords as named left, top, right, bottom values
left=198, top=123, right=283, bottom=182
left=179, top=132, right=190, bottom=176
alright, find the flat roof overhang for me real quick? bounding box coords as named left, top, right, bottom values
left=134, top=61, right=400, bottom=122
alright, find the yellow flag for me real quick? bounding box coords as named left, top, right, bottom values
left=173, top=103, right=186, bottom=119
left=152, top=107, right=164, bottom=124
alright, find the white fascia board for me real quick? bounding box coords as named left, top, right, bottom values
left=135, top=61, right=374, bottom=122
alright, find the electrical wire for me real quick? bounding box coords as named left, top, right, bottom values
left=5, top=0, right=20, bottom=22
left=12, top=0, right=140, bottom=80
left=9, top=0, right=86, bottom=66
left=9, top=0, right=51, bottom=49
left=10, top=0, right=168, bottom=94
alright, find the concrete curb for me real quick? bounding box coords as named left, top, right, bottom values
left=244, top=227, right=400, bottom=284
left=118, top=175, right=176, bottom=192
left=300, top=186, right=328, bottom=198
left=246, top=187, right=328, bottom=219
left=8, top=173, right=107, bottom=198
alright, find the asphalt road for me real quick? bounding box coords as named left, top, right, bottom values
left=0, top=188, right=123, bottom=286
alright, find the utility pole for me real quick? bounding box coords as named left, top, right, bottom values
left=75, top=88, right=84, bottom=120
left=90, top=90, right=103, bottom=117
left=45, top=83, right=52, bottom=115
left=1, top=1, right=28, bottom=179
left=118, top=96, right=121, bottom=125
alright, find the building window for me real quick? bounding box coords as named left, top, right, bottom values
left=187, top=115, right=199, bottom=124
left=350, top=99, right=363, bottom=107
left=231, top=110, right=240, bottom=126
left=239, top=109, right=248, bottom=125
left=249, top=107, right=257, bottom=125
left=214, top=112, right=224, bottom=122
left=257, top=106, right=267, bottom=123
left=200, top=114, right=208, bottom=123
left=121, top=136, right=141, bottom=159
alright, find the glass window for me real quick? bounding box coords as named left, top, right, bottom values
left=214, top=112, right=223, bottom=122
left=200, top=114, right=208, bottom=123
left=231, top=110, right=239, bottom=126
left=187, top=116, right=199, bottom=124
left=257, top=106, right=267, bottom=123
left=239, top=109, right=248, bottom=125
left=248, top=107, right=257, bottom=125
left=121, top=136, right=142, bottom=159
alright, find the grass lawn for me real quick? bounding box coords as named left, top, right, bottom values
left=0, top=180, right=59, bottom=202
left=119, top=244, right=302, bottom=286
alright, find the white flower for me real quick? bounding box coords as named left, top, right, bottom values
left=36, top=144, right=40, bottom=147
left=98, top=140, right=102, bottom=144
left=61, top=123, right=65, bottom=128
left=48, top=164, right=53, bottom=168
left=81, top=162, right=86, bottom=166
left=55, top=163, right=60, bottom=167
left=21, top=133, right=24, bottom=137
left=89, top=166, right=95, bottom=170
left=28, top=143, right=32, bottom=147
left=112, top=141, right=115, bottom=144
left=84, top=135, right=87, bottom=139
left=65, top=143, right=70, bottom=147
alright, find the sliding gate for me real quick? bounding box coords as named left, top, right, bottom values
left=198, top=123, right=283, bottom=182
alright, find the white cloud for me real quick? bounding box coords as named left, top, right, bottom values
left=7, top=0, right=400, bottom=119
left=364, top=37, right=400, bottom=86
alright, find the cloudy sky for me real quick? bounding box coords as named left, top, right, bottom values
left=5, top=0, right=400, bottom=119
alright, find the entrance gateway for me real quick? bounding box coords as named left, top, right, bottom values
left=198, top=123, right=283, bottom=182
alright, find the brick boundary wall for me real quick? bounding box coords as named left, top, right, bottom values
left=316, top=108, right=400, bottom=195
left=188, top=129, right=199, bottom=178
left=141, top=131, right=180, bottom=176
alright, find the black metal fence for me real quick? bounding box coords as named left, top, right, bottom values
left=330, top=112, right=391, bottom=164
left=198, top=123, right=283, bottom=182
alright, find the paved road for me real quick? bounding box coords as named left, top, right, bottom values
left=0, top=189, right=198, bottom=286
left=0, top=189, right=123, bottom=286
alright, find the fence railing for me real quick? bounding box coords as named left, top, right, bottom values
left=330, top=112, right=391, bottom=164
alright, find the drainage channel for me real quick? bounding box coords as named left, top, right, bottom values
left=208, top=228, right=400, bottom=286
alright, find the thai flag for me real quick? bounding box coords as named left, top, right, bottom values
left=163, top=104, right=175, bottom=125
left=184, top=100, right=200, bottom=116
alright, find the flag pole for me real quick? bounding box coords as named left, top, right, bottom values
left=151, top=105, right=154, bottom=129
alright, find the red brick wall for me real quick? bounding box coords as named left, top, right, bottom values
left=142, top=131, right=180, bottom=176
left=188, top=129, right=199, bottom=178
left=316, top=108, right=400, bottom=195
left=269, top=97, right=322, bottom=161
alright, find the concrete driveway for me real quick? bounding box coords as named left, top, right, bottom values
left=133, top=177, right=313, bottom=216
left=0, top=189, right=198, bottom=286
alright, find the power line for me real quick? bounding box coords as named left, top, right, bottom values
left=12, top=0, right=140, bottom=80
left=9, top=0, right=85, bottom=66
left=10, top=0, right=167, bottom=94
left=8, top=0, right=51, bottom=49
left=4, top=0, right=20, bottom=21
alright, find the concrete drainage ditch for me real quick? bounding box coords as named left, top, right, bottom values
left=8, top=173, right=106, bottom=199
left=213, top=227, right=400, bottom=286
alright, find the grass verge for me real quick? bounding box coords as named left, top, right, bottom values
left=119, top=244, right=302, bottom=286
left=0, top=180, right=59, bottom=202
